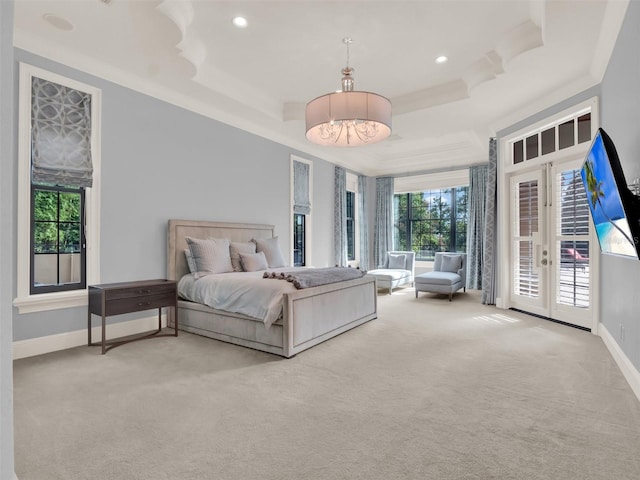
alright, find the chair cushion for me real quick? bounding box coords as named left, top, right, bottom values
left=368, top=269, right=410, bottom=281
left=415, top=271, right=461, bottom=286
left=388, top=253, right=406, bottom=270
left=441, top=254, right=462, bottom=273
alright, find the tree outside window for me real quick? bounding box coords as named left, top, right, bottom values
left=394, top=187, right=468, bottom=261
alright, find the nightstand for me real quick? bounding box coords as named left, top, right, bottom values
left=88, top=279, right=178, bottom=354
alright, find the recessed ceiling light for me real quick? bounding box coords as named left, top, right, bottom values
left=232, top=16, right=248, bottom=28
left=435, top=55, right=448, bottom=64
left=43, top=13, right=74, bottom=31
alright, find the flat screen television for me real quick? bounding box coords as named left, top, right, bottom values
left=580, top=128, right=640, bottom=259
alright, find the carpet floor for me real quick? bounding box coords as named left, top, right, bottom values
left=13, top=289, right=640, bottom=480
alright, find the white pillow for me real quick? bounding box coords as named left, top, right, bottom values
left=388, top=253, right=406, bottom=270
left=230, top=241, right=256, bottom=272
left=253, top=236, right=286, bottom=268
left=441, top=254, right=462, bottom=273
left=240, top=251, right=269, bottom=272
left=184, top=248, right=197, bottom=274
left=185, top=236, right=233, bottom=277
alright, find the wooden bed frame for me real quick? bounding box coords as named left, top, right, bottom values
left=167, top=219, right=377, bottom=358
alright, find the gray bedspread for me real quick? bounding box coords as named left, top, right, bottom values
left=263, top=267, right=365, bottom=289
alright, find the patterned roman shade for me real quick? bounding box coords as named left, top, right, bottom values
left=293, top=160, right=311, bottom=215
left=31, top=77, right=93, bottom=188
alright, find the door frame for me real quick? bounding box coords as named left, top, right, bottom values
left=497, top=97, right=600, bottom=333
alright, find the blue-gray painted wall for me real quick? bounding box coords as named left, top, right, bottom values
left=0, top=2, right=16, bottom=478
left=12, top=48, right=344, bottom=342
left=600, top=0, right=640, bottom=371
left=498, top=1, right=640, bottom=373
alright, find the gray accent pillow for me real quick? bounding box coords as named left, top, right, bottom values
left=254, top=236, right=286, bottom=268
left=230, top=241, right=256, bottom=272
left=388, top=253, right=406, bottom=270
left=185, top=236, right=233, bottom=277
left=184, top=249, right=197, bottom=274
left=240, top=251, right=269, bottom=272
left=441, top=254, right=462, bottom=273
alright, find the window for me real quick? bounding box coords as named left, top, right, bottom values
left=291, top=156, right=312, bottom=267
left=511, top=111, right=592, bottom=165
left=293, top=213, right=305, bottom=266
left=14, top=64, right=101, bottom=314
left=346, top=190, right=355, bottom=261
left=394, top=187, right=468, bottom=261
left=31, top=184, right=86, bottom=294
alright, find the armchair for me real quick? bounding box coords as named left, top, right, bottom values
left=367, top=251, right=415, bottom=294
left=415, top=252, right=467, bottom=301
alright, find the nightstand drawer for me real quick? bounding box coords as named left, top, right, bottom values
left=106, top=282, right=176, bottom=300
left=105, top=291, right=176, bottom=316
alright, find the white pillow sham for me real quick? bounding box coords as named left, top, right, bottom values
left=185, top=236, right=233, bottom=277
left=239, top=251, right=269, bottom=272
left=230, top=241, right=257, bottom=272
left=253, top=236, right=286, bottom=268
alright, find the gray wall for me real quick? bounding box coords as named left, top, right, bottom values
left=0, top=2, right=16, bottom=479
left=600, top=0, right=640, bottom=371
left=13, top=48, right=345, bottom=341
left=497, top=3, right=640, bottom=373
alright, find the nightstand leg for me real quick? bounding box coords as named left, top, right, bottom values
left=101, top=314, right=106, bottom=355
left=87, top=312, right=92, bottom=346
left=158, top=307, right=162, bottom=331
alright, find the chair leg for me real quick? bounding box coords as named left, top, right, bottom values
left=415, top=290, right=418, bottom=298
left=449, top=292, right=452, bottom=301
left=464, top=287, right=466, bottom=292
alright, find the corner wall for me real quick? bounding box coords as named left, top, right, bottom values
left=0, top=2, right=17, bottom=479
left=599, top=0, right=640, bottom=372
left=12, top=48, right=340, bottom=343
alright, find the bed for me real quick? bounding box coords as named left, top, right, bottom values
left=167, top=219, right=377, bottom=357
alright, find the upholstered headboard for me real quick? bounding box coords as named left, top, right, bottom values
left=167, top=219, right=275, bottom=282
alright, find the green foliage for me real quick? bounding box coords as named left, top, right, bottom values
left=33, top=189, right=81, bottom=253
left=394, top=187, right=468, bottom=259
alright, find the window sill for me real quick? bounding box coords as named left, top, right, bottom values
left=13, top=289, right=88, bottom=314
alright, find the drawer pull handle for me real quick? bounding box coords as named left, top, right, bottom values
left=137, top=302, right=151, bottom=307
left=137, top=289, right=152, bottom=294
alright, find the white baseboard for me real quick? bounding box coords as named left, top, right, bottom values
left=13, top=314, right=167, bottom=360
left=599, top=323, right=640, bottom=402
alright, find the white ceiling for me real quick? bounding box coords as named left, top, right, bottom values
left=13, top=0, right=628, bottom=176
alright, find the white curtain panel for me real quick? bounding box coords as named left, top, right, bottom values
left=481, top=138, right=498, bottom=305
left=334, top=166, right=347, bottom=267
left=374, top=177, right=394, bottom=268
left=467, top=164, right=488, bottom=289
left=358, top=175, right=370, bottom=271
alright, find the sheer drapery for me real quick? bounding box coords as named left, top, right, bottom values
left=482, top=138, right=498, bottom=305
left=358, top=175, right=370, bottom=271
left=467, top=165, right=488, bottom=289
left=334, top=166, right=347, bottom=267
left=31, top=77, right=93, bottom=187
left=293, top=160, right=311, bottom=214
left=374, top=177, right=394, bottom=268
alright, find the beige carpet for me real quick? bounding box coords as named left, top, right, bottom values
left=13, top=289, right=640, bottom=480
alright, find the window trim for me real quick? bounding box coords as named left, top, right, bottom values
left=14, top=63, right=101, bottom=314
left=290, top=155, right=312, bottom=267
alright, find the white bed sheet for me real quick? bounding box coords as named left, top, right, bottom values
left=178, top=268, right=308, bottom=328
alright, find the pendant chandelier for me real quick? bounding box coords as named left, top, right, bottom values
left=305, top=37, right=392, bottom=147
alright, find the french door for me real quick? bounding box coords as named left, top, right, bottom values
left=509, top=158, right=594, bottom=329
